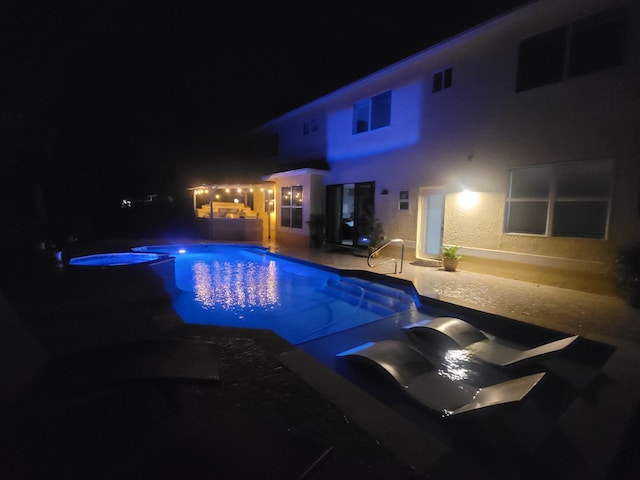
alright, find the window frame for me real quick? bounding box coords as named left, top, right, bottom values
left=352, top=90, right=392, bottom=134
left=302, top=118, right=320, bottom=135
left=398, top=190, right=410, bottom=211
left=504, top=160, right=614, bottom=239
left=432, top=67, right=453, bottom=93
left=280, top=185, right=303, bottom=229
left=515, top=6, right=627, bottom=92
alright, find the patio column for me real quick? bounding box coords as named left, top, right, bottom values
left=208, top=187, right=214, bottom=240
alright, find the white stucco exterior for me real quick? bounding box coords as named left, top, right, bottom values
left=251, top=0, right=640, bottom=278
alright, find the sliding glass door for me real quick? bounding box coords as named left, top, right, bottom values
left=325, top=181, right=374, bottom=247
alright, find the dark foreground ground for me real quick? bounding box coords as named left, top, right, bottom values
left=1, top=239, right=639, bottom=479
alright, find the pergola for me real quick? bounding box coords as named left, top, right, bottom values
left=187, top=182, right=276, bottom=240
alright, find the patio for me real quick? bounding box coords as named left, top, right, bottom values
left=1, top=240, right=639, bottom=478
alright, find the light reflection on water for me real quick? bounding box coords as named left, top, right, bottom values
left=192, top=259, right=279, bottom=311
left=161, top=245, right=414, bottom=343
left=438, top=349, right=473, bottom=381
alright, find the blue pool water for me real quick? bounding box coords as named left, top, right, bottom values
left=69, top=252, right=168, bottom=267
left=134, top=244, right=420, bottom=344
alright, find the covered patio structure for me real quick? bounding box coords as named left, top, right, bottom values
left=188, top=182, right=275, bottom=242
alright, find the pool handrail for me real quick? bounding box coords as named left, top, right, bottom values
left=368, top=238, right=404, bottom=274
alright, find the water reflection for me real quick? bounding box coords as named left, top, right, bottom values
left=438, top=349, right=473, bottom=381
left=192, top=259, right=279, bottom=311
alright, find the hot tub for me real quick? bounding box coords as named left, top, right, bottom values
left=68, top=252, right=169, bottom=267
left=67, top=251, right=177, bottom=297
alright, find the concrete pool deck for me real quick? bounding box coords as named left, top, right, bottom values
left=1, top=240, right=639, bottom=478
left=274, top=244, right=640, bottom=347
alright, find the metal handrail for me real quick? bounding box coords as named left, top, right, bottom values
left=367, top=238, right=405, bottom=274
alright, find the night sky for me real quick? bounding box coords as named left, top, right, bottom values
left=2, top=0, right=530, bottom=204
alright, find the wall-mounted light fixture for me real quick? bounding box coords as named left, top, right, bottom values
left=458, top=189, right=479, bottom=208
left=381, top=188, right=389, bottom=195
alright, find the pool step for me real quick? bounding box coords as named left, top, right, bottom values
left=323, top=277, right=417, bottom=317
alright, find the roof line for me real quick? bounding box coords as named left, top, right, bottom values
left=257, top=0, right=537, bottom=128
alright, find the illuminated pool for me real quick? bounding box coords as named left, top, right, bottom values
left=133, top=244, right=421, bottom=344
left=69, top=252, right=169, bottom=267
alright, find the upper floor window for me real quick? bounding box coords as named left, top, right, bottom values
left=504, top=160, right=613, bottom=239
left=302, top=119, right=319, bottom=135
left=568, top=7, right=627, bottom=78
left=516, top=26, right=567, bottom=91
left=280, top=185, right=303, bottom=229
left=352, top=90, right=392, bottom=134
left=516, top=7, right=626, bottom=92
left=432, top=67, right=453, bottom=93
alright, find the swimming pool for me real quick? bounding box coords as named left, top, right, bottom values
left=133, top=244, right=422, bottom=344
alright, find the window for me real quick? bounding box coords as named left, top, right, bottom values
left=302, top=119, right=319, bottom=135
left=280, top=185, right=303, bottom=228
left=399, top=191, right=410, bottom=210
left=505, top=160, right=613, bottom=238
left=432, top=67, right=453, bottom=92
left=516, top=7, right=627, bottom=92
left=516, top=26, right=567, bottom=92
left=352, top=90, right=391, bottom=134
left=568, top=7, right=627, bottom=78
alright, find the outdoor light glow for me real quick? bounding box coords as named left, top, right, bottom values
left=178, top=248, right=186, bottom=254
left=225, top=188, right=230, bottom=193
left=327, top=80, right=423, bottom=161
left=233, top=198, right=239, bottom=203
left=458, top=189, right=479, bottom=208
left=215, top=194, right=220, bottom=199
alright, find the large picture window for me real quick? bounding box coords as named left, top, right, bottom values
left=352, top=90, right=392, bottom=134
left=505, top=160, right=613, bottom=239
left=516, top=26, right=567, bottom=92
left=280, top=185, right=303, bottom=228
left=516, top=7, right=627, bottom=92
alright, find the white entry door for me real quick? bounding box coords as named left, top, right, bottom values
left=417, top=187, right=445, bottom=258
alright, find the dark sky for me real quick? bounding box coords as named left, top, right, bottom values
left=2, top=0, right=530, bottom=198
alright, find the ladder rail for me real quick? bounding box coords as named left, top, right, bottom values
left=367, top=238, right=405, bottom=274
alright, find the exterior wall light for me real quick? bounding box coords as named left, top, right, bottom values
left=458, top=189, right=479, bottom=208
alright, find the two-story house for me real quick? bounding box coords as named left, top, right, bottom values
left=234, top=0, right=639, bottom=294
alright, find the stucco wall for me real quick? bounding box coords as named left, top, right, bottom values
left=264, top=170, right=327, bottom=247
left=258, top=0, right=640, bottom=272
left=444, top=192, right=505, bottom=250
left=443, top=191, right=616, bottom=265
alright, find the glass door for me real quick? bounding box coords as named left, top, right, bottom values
left=325, top=181, right=375, bottom=246
left=417, top=187, right=445, bottom=258
left=354, top=182, right=375, bottom=247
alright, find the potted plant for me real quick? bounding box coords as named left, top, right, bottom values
left=307, top=214, right=326, bottom=248
left=613, top=242, right=640, bottom=308
left=442, top=245, right=462, bottom=272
